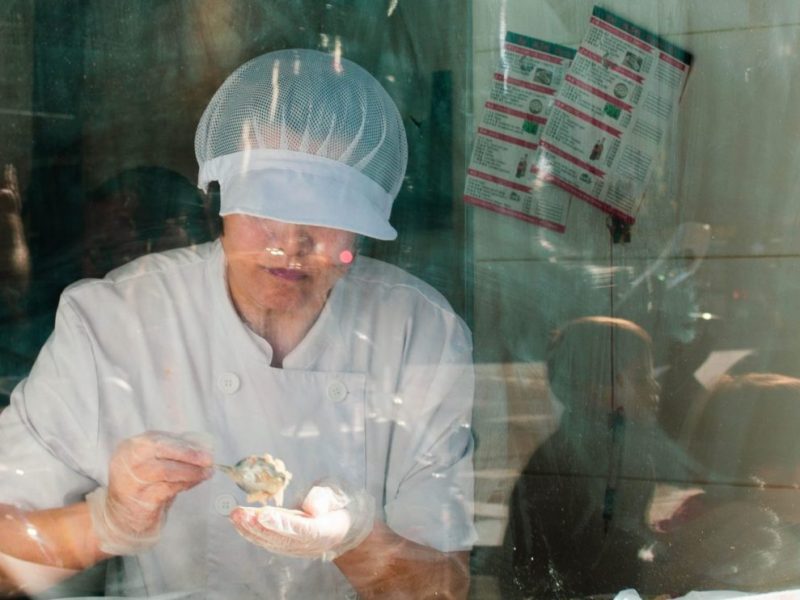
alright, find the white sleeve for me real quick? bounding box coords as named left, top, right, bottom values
left=384, top=306, right=477, bottom=552
left=0, top=295, right=100, bottom=509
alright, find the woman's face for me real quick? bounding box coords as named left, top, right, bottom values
left=221, top=214, right=356, bottom=318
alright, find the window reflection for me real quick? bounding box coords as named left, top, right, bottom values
left=0, top=164, right=34, bottom=406
left=649, top=373, right=800, bottom=593
left=501, top=317, right=686, bottom=597
left=82, top=167, right=217, bottom=278
left=0, top=1, right=799, bottom=598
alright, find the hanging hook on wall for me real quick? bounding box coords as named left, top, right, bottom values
left=607, top=215, right=632, bottom=244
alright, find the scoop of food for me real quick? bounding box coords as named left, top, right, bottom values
left=216, top=453, right=292, bottom=506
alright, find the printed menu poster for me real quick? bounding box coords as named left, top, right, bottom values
left=464, top=32, right=576, bottom=232
left=536, top=6, right=693, bottom=223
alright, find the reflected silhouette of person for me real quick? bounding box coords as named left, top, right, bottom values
left=82, top=166, right=217, bottom=278
left=1, top=166, right=217, bottom=409
left=501, top=316, right=673, bottom=598
left=646, top=373, right=800, bottom=594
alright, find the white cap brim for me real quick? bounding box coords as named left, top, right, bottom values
left=198, top=149, right=397, bottom=241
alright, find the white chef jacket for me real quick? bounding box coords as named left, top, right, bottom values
left=0, top=240, right=476, bottom=599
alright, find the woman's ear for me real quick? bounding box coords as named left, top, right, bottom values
left=353, top=234, right=364, bottom=255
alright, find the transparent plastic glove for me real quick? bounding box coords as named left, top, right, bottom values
left=230, top=482, right=375, bottom=561
left=86, top=431, right=214, bottom=555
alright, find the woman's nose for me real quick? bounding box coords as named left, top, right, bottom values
left=267, top=224, right=313, bottom=257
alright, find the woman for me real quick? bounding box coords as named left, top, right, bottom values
left=0, top=49, right=474, bottom=599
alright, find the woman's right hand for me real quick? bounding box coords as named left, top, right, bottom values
left=87, top=431, right=213, bottom=555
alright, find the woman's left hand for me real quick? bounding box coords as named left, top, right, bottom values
left=230, top=483, right=374, bottom=561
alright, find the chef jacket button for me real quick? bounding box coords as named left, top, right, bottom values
left=327, top=380, right=348, bottom=402
left=214, top=494, right=237, bottom=516
left=217, top=372, right=240, bottom=394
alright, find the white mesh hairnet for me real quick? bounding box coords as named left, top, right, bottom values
left=195, top=48, right=408, bottom=240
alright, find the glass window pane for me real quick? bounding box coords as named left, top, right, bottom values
left=1, top=1, right=799, bottom=598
